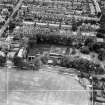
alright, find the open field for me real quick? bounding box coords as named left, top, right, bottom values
left=0, top=66, right=90, bottom=105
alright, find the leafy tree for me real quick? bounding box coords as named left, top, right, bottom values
left=33, top=57, right=42, bottom=70
left=72, top=21, right=77, bottom=31
left=96, top=32, right=105, bottom=38
left=91, top=42, right=102, bottom=53
left=40, top=53, right=49, bottom=65
left=28, top=37, right=37, bottom=49
left=60, top=56, right=105, bottom=75
left=9, top=21, right=16, bottom=31
left=85, top=37, right=95, bottom=48
left=98, top=48, right=105, bottom=61
left=0, top=55, right=6, bottom=66
left=80, top=46, right=90, bottom=54
left=13, top=56, right=23, bottom=68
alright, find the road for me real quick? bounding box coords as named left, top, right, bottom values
left=0, top=0, right=23, bottom=37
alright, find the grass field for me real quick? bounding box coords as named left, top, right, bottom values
left=0, top=66, right=90, bottom=105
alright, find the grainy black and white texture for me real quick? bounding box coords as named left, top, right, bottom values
left=0, top=0, right=105, bottom=105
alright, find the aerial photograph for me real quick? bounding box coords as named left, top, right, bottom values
left=0, top=0, right=105, bottom=105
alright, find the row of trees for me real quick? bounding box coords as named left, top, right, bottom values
left=33, top=33, right=95, bottom=47
left=60, top=56, right=105, bottom=75
left=13, top=49, right=104, bottom=74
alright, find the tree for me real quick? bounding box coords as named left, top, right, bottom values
left=9, top=21, right=16, bottom=31
left=40, top=53, right=49, bottom=65
left=80, top=46, right=90, bottom=54
left=72, top=21, right=77, bottom=31
left=85, top=37, right=96, bottom=48
left=91, top=42, right=102, bottom=53
left=96, top=32, right=105, bottom=38
left=28, top=37, right=37, bottom=49
left=0, top=55, right=6, bottom=66
left=33, top=57, right=42, bottom=70
left=13, top=56, right=23, bottom=68
left=98, top=48, right=105, bottom=61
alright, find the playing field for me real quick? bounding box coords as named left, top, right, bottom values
left=0, top=66, right=91, bottom=105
